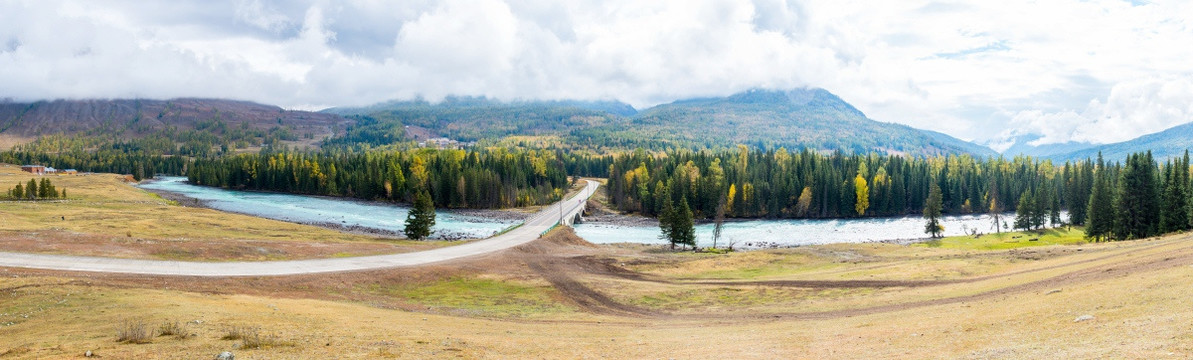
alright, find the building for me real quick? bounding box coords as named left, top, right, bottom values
left=20, top=165, right=46, bottom=175
left=61, top=169, right=78, bottom=175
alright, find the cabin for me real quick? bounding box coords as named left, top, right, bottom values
left=61, top=169, right=78, bottom=175
left=20, top=165, right=46, bottom=175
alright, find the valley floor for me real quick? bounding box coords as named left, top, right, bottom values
left=2, top=227, right=1192, bottom=359
left=2, top=166, right=1191, bottom=359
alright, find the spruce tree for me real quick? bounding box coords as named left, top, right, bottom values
left=1015, top=190, right=1034, bottom=231
left=1086, top=158, right=1114, bottom=241
left=1160, top=159, right=1189, bottom=233
left=658, top=188, right=675, bottom=246
left=403, top=189, right=436, bottom=240
left=25, top=179, right=37, bottom=199
left=670, top=197, right=697, bottom=249
left=923, top=183, right=944, bottom=238
left=1113, top=152, right=1160, bottom=240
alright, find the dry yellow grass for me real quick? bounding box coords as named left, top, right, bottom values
left=0, top=165, right=450, bottom=260
left=2, top=231, right=1191, bottom=358
left=2, top=164, right=1191, bottom=358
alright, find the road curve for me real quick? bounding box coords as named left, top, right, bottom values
left=0, top=180, right=600, bottom=276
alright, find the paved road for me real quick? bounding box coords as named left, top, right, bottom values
left=0, top=180, right=599, bottom=276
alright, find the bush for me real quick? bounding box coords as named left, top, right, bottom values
left=221, top=326, right=289, bottom=349
left=157, top=320, right=184, bottom=338
left=116, top=319, right=151, bottom=344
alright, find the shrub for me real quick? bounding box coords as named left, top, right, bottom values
left=221, top=326, right=289, bottom=349
left=116, top=319, right=151, bottom=344
left=157, top=320, right=184, bottom=337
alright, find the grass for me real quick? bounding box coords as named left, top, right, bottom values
left=2, top=234, right=1193, bottom=358
left=387, top=277, right=572, bottom=317
left=0, top=165, right=454, bottom=260
left=156, top=320, right=184, bottom=338
left=916, top=227, right=1088, bottom=250
left=116, top=319, right=151, bottom=344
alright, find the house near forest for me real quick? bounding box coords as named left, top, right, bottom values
left=20, top=165, right=46, bottom=175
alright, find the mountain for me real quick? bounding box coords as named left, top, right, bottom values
left=0, top=98, right=347, bottom=146
left=598, top=88, right=997, bottom=156
left=329, top=88, right=997, bottom=157
left=1048, top=122, right=1193, bottom=162
left=996, top=134, right=1096, bottom=158
left=323, top=97, right=632, bottom=147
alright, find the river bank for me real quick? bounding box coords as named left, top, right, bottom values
left=137, top=177, right=520, bottom=240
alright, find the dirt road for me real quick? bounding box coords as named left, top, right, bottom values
left=0, top=180, right=599, bottom=276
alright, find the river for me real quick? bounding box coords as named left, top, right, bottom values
left=137, top=177, right=517, bottom=240
left=139, top=177, right=1062, bottom=248
left=573, top=211, right=1061, bottom=248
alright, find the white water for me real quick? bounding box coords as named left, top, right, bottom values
left=575, top=212, right=1066, bottom=248
left=137, top=177, right=517, bottom=240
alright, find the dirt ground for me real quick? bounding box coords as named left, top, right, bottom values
left=2, top=227, right=1192, bottom=359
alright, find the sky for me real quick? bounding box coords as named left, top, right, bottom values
left=1, top=0, right=1191, bottom=151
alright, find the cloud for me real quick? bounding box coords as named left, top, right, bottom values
left=0, top=0, right=1191, bottom=146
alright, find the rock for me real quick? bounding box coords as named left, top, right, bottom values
left=1045, top=289, right=1061, bottom=295
left=215, top=351, right=234, bottom=360
left=1074, top=314, right=1095, bottom=322
left=84, top=350, right=93, bottom=357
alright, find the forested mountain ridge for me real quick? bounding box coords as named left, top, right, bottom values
left=0, top=98, right=347, bottom=148
left=327, top=88, right=997, bottom=157
left=608, top=88, right=998, bottom=156
left=322, top=97, right=634, bottom=147
left=1046, top=121, right=1193, bottom=162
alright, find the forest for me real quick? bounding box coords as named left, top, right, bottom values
left=187, top=148, right=569, bottom=209
left=598, top=147, right=1091, bottom=222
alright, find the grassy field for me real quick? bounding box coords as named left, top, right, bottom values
left=2, top=228, right=1191, bottom=358
left=0, top=165, right=451, bottom=261
left=2, top=166, right=1191, bottom=358
left=917, top=227, right=1090, bottom=250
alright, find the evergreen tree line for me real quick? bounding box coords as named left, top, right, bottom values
left=1084, top=151, right=1192, bottom=241
left=187, top=148, right=569, bottom=209
left=597, top=147, right=1097, bottom=224
left=0, top=135, right=189, bottom=180
left=6, top=178, right=65, bottom=200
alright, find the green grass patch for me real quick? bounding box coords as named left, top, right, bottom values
left=387, top=277, right=572, bottom=317
left=916, top=227, right=1088, bottom=250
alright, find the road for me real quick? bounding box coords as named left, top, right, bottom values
left=0, top=180, right=599, bottom=276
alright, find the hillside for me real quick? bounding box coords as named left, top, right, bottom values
left=1048, top=122, right=1193, bottom=162
left=323, top=97, right=631, bottom=147
left=598, top=88, right=996, bottom=156
left=0, top=98, right=348, bottom=148
left=328, top=89, right=997, bottom=157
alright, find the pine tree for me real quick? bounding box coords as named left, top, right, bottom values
left=1086, top=156, right=1114, bottom=241
left=1113, top=152, right=1160, bottom=240
left=670, top=197, right=697, bottom=249
left=25, top=179, right=37, bottom=199
left=658, top=189, right=675, bottom=246
left=1015, top=190, right=1034, bottom=231
left=924, top=183, right=944, bottom=238
left=1159, top=155, right=1191, bottom=233
left=403, top=189, right=436, bottom=240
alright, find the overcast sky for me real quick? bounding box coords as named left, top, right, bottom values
left=1, top=0, right=1191, bottom=150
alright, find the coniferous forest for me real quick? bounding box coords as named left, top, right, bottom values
left=187, top=149, right=569, bottom=209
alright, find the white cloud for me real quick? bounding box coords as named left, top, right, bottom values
left=0, top=0, right=1191, bottom=147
